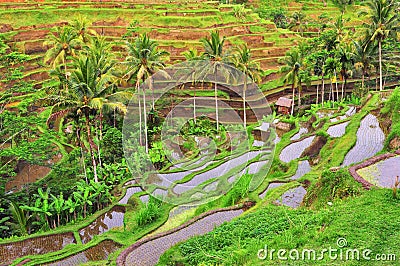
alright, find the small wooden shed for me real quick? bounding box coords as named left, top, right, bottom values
left=275, top=97, right=292, bottom=115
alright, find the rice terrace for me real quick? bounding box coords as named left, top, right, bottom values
left=0, top=0, right=400, bottom=265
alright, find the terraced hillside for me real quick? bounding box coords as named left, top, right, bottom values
left=0, top=0, right=305, bottom=92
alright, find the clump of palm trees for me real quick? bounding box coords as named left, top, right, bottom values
left=280, top=0, right=399, bottom=114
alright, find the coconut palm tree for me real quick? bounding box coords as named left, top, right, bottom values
left=281, top=49, right=303, bottom=115
left=337, top=43, right=354, bottom=100
left=44, top=26, right=82, bottom=91
left=71, top=15, right=96, bottom=43
left=200, top=31, right=229, bottom=131
left=353, top=39, right=377, bottom=88
left=181, top=48, right=205, bottom=122
left=230, top=43, right=262, bottom=129
left=362, top=0, right=399, bottom=91
left=324, top=57, right=341, bottom=102
left=47, top=55, right=129, bottom=182
left=125, top=34, right=169, bottom=153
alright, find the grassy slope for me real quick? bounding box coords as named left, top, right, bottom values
left=158, top=189, right=400, bottom=266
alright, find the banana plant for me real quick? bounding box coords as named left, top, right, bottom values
left=50, top=193, right=65, bottom=227
left=65, top=196, right=79, bottom=222
left=89, top=180, right=107, bottom=210
left=73, top=181, right=93, bottom=218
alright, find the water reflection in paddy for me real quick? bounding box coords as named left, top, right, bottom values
left=79, top=206, right=125, bottom=244
left=357, top=156, right=400, bottom=188
left=342, top=114, right=384, bottom=166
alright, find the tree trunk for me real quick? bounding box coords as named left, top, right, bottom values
left=362, top=71, right=365, bottom=88
left=321, top=75, right=325, bottom=106
left=142, top=85, right=148, bottom=154
left=85, top=112, right=98, bottom=183
left=150, top=76, right=155, bottom=110
left=136, top=82, right=143, bottom=146
left=334, top=70, right=339, bottom=101
left=193, top=84, right=196, bottom=123
left=63, top=54, right=68, bottom=93
left=297, top=86, right=301, bottom=108
left=379, top=40, right=383, bottom=91
left=316, top=83, right=319, bottom=105
left=96, top=123, right=102, bottom=169
left=214, top=80, right=219, bottom=131
left=243, top=76, right=247, bottom=129
left=291, top=83, right=295, bottom=116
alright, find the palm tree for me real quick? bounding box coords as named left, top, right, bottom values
left=181, top=48, right=204, bottom=122
left=47, top=55, right=129, bottom=182
left=200, top=31, right=228, bottom=131
left=71, top=15, right=96, bottom=43
left=44, top=26, right=81, bottom=90
left=230, top=43, right=262, bottom=129
left=281, top=49, right=303, bottom=115
left=324, top=57, right=341, bottom=102
left=353, top=39, right=377, bottom=88
left=125, top=34, right=169, bottom=153
left=362, top=0, right=399, bottom=91
left=337, top=43, right=354, bottom=100
left=289, top=11, right=306, bottom=37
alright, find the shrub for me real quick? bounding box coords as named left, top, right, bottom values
left=135, top=196, right=162, bottom=226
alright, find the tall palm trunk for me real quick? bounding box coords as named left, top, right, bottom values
left=291, top=82, right=295, bottom=116
left=334, top=70, right=339, bottom=101
left=321, top=74, right=325, bottom=106
left=77, top=127, right=88, bottom=182
left=136, top=82, right=143, bottom=146
left=193, top=83, right=196, bottom=123
left=85, top=112, right=98, bottom=183
left=63, top=54, right=68, bottom=93
left=96, top=123, right=102, bottom=169
left=214, top=78, right=219, bottom=131
left=142, top=86, right=149, bottom=154
left=379, top=40, right=383, bottom=91
left=243, top=76, right=247, bottom=129
left=297, top=86, right=301, bottom=108
left=150, top=76, right=155, bottom=110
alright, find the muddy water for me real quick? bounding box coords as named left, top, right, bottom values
left=290, top=161, right=311, bottom=180
left=139, top=194, right=150, bottom=203
left=46, top=240, right=121, bottom=266
left=79, top=206, right=125, bottom=244
left=153, top=161, right=214, bottom=188
left=290, top=127, right=308, bottom=141
left=279, top=136, right=315, bottom=163
left=173, top=151, right=263, bottom=194
left=124, top=209, right=243, bottom=266
left=357, top=156, right=400, bottom=188
left=119, top=186, right=143, bottom=204
left=259, top=182, right=286, bottom=199
left=342, top=114, right=385, bottom=166
left=275, top=186, right=307, bottom=208
left=330, top=106, right=356, bottom=123
left=0, top=232, right=76, bottom=265
left=327, top=121, right=349, bottom=138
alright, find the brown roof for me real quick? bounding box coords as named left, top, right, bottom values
left=276, top=97, right=292, bottom=108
